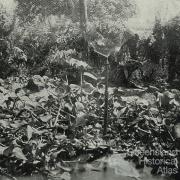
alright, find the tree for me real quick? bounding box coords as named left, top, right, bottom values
left=15, top=0, right=136, bottom=26
left=164, top=16, right=180, bottom=82
left=0, top=3, right=18, bottom=78
left=8, top=0, right=137, bottom=78
left=15, top=0, right=75, bottom=23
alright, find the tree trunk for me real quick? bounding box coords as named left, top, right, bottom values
left=79, top=0, right=88, bottom=61
left=79, top=0, right=88, bottom=33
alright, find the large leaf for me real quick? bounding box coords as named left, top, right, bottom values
left=121, top=96, right=149, bottom=106
left=27, top=125, right=42, bottom=140
left=174, top=123, right=180, bottom=138
left=116, top=107, right=129, bottom=118
left=12, top=147, right=27, bottom=161
left=75, top=101, right=84, bottom=112
left=0, top=119, right=10, bottom=128
left=3, top=145, right=14, bottom=157
left=27, top=125, right=34, bottom=140
left=0, top=86, right=8, bottom=94
left=169, top=99, right=180, bottom=106
left=0, top=78, right=4, bottom=85
left=83, top=72, right=97, bottom=81
left=0, top=146, right=8, bottom=155
left=76, top=111, right=88, bottom=127
left=40, top=114, right=53, bottom=122
left=67, top=58, right=90, bottom=69
left=82, top=82, right=95, bottom=94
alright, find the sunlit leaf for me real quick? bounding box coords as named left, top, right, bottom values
left=12, top=147, right=27, bottom=161
left=0, top=120, right=10, bottom=128
left=40, top=114, right=52, bottom=122
left=27, top=125, right=34, bottom=140
left=0, top=146, right=7, bottom=155
left=82, top=82, right=95, bottom=94
left=169, top=99, right=180, bottom=106
left=27, top=125, right=42, bottom=140
left=117, top=107, right=128, bottom=118
left=83, top=72, right=97, bottom=81
left=174, top=123, right=180, bottom=138
left=75, top=101, right=84, bottom=111
left=76, top=111, right=88, bottom=127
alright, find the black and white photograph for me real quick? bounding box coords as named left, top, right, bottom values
left=0, top=0, right=180, bottom=180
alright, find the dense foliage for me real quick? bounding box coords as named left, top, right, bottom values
left=0, top=75, right=180, bottom=179
left=0, top=0, right=180, bottom=180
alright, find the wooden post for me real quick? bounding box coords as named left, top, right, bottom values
left=103, top=56, right=109, bottom=136
left=79, top=0, right=110, bottom=136
left=80, top=67, right=83, bottom=102
left=79, top=0, right=88, bottom=101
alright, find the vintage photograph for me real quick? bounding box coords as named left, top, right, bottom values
left=0, top=0, right=180, bottom=180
